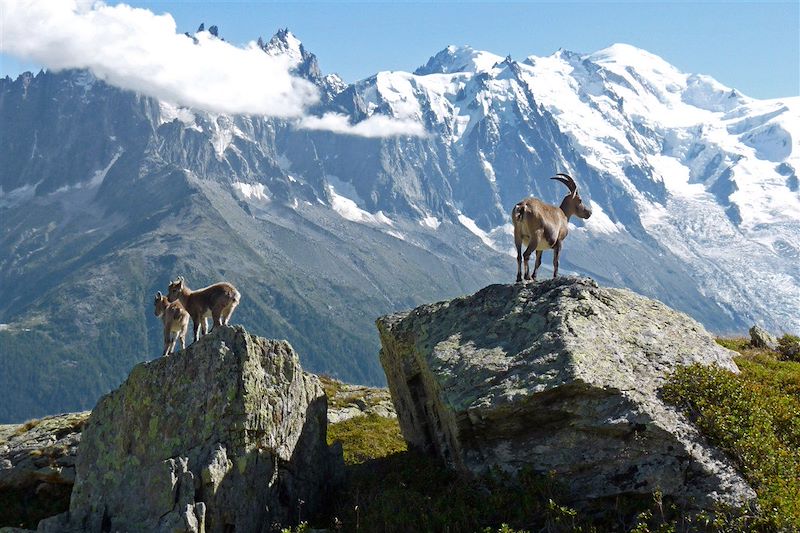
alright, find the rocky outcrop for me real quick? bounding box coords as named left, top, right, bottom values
left=0, top=412, right=89, bottom=529
left=749, top=325, right=778, bottom=350
left=321, top=378, right=396, bottom=424
left=39, top=326, right=342, bottom=533
left=377, top=278, right=755, bottom=512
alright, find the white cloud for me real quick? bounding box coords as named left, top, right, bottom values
left=297, top=112, right=428, bottom=138
left=0, top=1, right=428, bottom=137
left=0, top=0, right=317, bottom=117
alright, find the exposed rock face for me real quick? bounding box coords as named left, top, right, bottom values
left=0, top=412, right=88, bottom=529
left=322, top=378, right=396, bottom=424
left=377, top=278, right=755, bottom=511
left=0, top=411, right=88, bottom=490
left=40, top=326, right=342, bottom=532
left=749, top=325, right=778, bottom=350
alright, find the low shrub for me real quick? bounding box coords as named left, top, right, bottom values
left=777, top=334, right=800, bottom=362
left=663, top=344, right=800, bottom=531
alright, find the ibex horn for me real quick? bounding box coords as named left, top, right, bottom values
left=551, top=173, right=577, bottom=197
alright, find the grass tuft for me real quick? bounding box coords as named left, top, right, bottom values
left=327, top=414, right=407, bottom=465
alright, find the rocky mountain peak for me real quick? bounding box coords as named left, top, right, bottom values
left=262, top=28, right=326, bottom=84
left=264, top=28, right=303, bottom=59
left=415, top=44, right=504, bottom=75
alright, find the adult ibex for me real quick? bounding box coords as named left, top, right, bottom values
left=167, top=276, right=241, bottom=342
left=512, top=173, right=592, bottom=282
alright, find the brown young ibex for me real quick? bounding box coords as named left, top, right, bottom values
left=512, top=173, right=592, bottom=282
left=154, top=291, right=190, bottom=357
left=167, top=276, right=241, bottom=342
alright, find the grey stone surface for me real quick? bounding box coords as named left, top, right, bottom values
left=0, top=412, right=88, bottom=530
left=325, top=380, right=396, bottom=425
left=39, top=326, right=342, bottom=532
left=749, top=325, right=778, bottom=350
left=0, top=412, right=88, bottom=493
left=377, top=277, right=755, bottom=511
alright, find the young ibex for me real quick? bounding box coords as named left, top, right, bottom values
left=154, top=291, right=190, bottom=357
left=512, top=173, right=592, bottom=282
left=167, top=276, right=241, bottom=342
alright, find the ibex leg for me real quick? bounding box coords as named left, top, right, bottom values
left=163, top=331, right=172, bottom=357
left=532, top=250, right=543, bottom=280
left=522, top=241, right=536, bottom=281
left=552, top=242, right=562, bottom=278
left=192, top=318, right=202, bottom=342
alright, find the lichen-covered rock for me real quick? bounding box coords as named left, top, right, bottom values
left=0, top=412, right=88, bottom=488
left=39, top=326, right=342, bottom=532
left=321, top=378, right=396, bottom=424
left=749, top=324, right=778, bottom=350
left=0, top=412, right=88, bottom=529
left=377, top=278, right=755, bottom=512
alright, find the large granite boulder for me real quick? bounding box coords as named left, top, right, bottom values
left=377, top=278, right=755, bottom=511
left=39, top=326, right=342, bottom=532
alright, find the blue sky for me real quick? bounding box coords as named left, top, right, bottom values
left=1, top=1, right=798, bottom=99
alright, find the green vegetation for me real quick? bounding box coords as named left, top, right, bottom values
left=663, top=338, right=800, bottom=531
left=327, top=414, right=407, bottom=465
left=323, top=448, right=589, bottom=532
left=777, top=334, right=800, bottom=362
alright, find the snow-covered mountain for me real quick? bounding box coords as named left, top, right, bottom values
left=0, top=29, right=797, bottom=421
left=334, top=40, right=800, bottom=331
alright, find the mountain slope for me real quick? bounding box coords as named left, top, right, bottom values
left=0, top=31, right=797, bottom=421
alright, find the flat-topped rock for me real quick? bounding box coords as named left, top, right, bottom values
left=377, top=277, right=755, bottom=511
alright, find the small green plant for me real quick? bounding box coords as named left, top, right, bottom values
left=716, top=337, right=771, bottom=357
left=777, top=334, right=800, bottom=362
left=279, top=521, right=309, bottom=533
